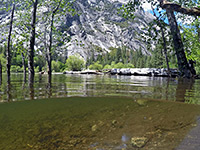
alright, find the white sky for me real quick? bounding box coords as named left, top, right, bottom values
left=142, top=2, right=151, bottom=11
left=110, top=0, right=152, bottom=11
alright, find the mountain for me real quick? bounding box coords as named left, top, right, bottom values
left=0, top=0, right=154, bottom=59
left=64, top=0, right=154, bottom=58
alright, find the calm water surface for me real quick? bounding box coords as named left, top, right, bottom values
left=1, top=73, right=200, bottom=150
left=0, top=73, right=200, bottom=103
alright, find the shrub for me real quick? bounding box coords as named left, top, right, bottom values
left=124, top=63, right=135, bottom=68
left=113, top=62, right=124, bottom=69
left=89, top=61, right=103, bottom=71
left=65, top=55, right=85, bottom=71
left=103, top=64, right=112, bottom=69
left=11, top=65, right=23, bottom=72
left=52, top=60, right=61, bottom=72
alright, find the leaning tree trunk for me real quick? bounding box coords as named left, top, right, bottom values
left=28, top=0, right=38, bottom=84
left=166, top=9, right=192, bottom=78
left=7, top=3, right=15, bottom=83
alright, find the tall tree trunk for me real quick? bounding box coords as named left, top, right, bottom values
left=47, top=0, right=62, bottom=83
left=21, top=53, right=26, bottom=83
left=166, top=9, right=192, bottom=78
left=7, top=2, right=15, bottom=83
left=47, top=13, right=54, bottom=84
left=28, top=0, right=38, bottom=85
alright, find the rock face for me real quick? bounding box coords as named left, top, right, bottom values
left=0, top=0, right=154, bottom=59
left=64, top=0, right=154, bottom=58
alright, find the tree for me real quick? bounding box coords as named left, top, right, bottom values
left=0, top=1, right=16, bottom=83
left=28, top=0, right=38, bottom=84
left=150, top=4, right=170, bottom=73
left=7, top=1, right=16, bottom=83
left=40, top=0, right=75, bottom=82
left=122, top=0, right=200, bottom=78
left=65, top=55, right=85, bottom=71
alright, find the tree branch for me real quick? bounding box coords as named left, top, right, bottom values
left=160, top=0, right=200, bottom=16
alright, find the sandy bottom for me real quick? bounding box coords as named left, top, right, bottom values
left=0, top=97, right=200, bottom=150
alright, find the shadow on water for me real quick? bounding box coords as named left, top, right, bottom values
left=175, top=78, right=195, bottom=102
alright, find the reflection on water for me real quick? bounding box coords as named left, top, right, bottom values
left=0, top=73, right=200, bottom=104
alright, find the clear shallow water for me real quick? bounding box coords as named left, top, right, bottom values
left=1, top=74, right=200, bottom=150
left=0, top=73, right=200, bottom=103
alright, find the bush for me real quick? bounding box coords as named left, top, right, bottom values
left=103, top=64, right=112, bottom=69
left=52, top=60, right=61, bottom=72
left=113, top=62, right=124, bottom=69
left=89, top=61, right=103, bottom=71
left=11, top=65, right=23, bottom=73
left=65, top=55, right=85, bottom=71
left=124, top=63, right=135, bottom=68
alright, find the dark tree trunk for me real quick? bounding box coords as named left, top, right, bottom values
left=0, top=60, right=2, bottom=84
left=7, top=83, right=11, bottom=101
left=47, top=13, right=54, bottom=84
left=166, top=9, right=192, bottom=78
left=21, top=53, right=26, bottom=83
left=7, top=2, right=15, bottom=84
left=47, top=0, right=62, bottom=83
left=28, top=0, right=38, bottom=85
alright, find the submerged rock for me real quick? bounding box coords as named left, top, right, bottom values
left=91, top=124, right=98, bottom=132
left=136, top=99, right=148, bottom=106
left=131, top=137, right=148, bottom=148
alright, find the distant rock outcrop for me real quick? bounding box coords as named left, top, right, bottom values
left=0, top=0, right=154, bottom=59
left=64, top=0, right=154, bottom=58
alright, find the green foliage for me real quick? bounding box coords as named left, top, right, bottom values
left=89, top=61, right=103, bottom=71
left=52, top=60, right=65, bottom=72
left=65, top=55, right=85, bottom=71
left=34, top=56, right=46, bottom=72
left=11, top=65, right=23, bottom=73
left=103, top=64, right=112, bottom=69
left=34, top=66, right=40, bottom=73
left=182, top=23, right=200, bottom=74
left=0, top=54, right=6, bottom=72
left=113, top=62, right=124, bottom=69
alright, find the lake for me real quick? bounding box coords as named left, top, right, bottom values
left=0, top=73, right=200, bottom=150
left=0, top=73, right=200, bottom=103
